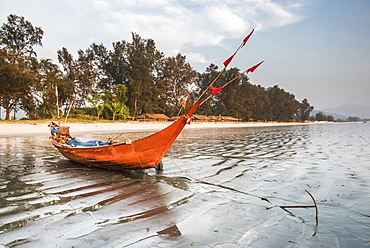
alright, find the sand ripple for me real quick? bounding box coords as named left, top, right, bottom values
left=0, top=123, right=369, bottom=247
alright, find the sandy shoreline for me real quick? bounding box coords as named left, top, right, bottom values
left=0, top=121, right=323, bottom=137
left=0, top=121, right=367, bottom=247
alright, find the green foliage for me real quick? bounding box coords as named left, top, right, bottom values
left=315, top=111, right=326, bottom=121
left=0, top=15, right=315, bottom=122
left=0, top=14, right=44, bottom=120
left=118, top=32, right=164, bottom=117
left=297, top=98, right=314, bottom=122
left=68, top=113, right=99, bottom=120
left=87, top=84, right=129, bottom=120
left=196, top=65, right=301, bottom=121
left=32, top=58, right=64, bottom=119
left=326, top=115, right=334, bottom=122
left=104, top=101, right=129, bottom=121
left=156, top=54, right=198, bottom=117
left=347, top=116, right=360, bottom=122
left=0, top=14, right=44, bottom=56
left=0, top=48, right=38, bottom=119
left=57, top=47, right=98, bottom=108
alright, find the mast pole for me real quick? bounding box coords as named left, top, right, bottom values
left=200, top=61, right=264, bottom=106
left=64, top=97, right=74, bottom=124
left=55, top=86, right=61, bottom=127
left=196, top=29, right=254, bottom=102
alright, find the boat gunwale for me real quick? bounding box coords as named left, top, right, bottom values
left=51, top=140, right=125, bottom=150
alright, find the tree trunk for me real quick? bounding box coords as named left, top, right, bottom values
left=133, top=98, right=137, bottom=119
left=5, top=108, right=11, bottom=120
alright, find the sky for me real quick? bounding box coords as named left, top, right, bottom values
left=1, top=0, right=370, bottom=111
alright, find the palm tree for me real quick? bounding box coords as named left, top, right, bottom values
left=105, top=101, right=129, bottom=121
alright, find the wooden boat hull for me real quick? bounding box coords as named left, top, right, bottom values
left=52, top=101, right=201, bottom=170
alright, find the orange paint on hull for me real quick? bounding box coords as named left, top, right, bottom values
left=52, top=101, right=201, bottom=170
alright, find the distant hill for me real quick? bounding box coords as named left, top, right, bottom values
left=321, top=104, right=370, bottom=119
left=312, top=104, right=370, bottom=120
left=311, top=110, right=347, bottom=120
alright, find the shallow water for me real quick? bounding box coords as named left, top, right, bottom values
left=0, top=123, right=369, bottom=247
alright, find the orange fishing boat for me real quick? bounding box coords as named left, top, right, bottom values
left=51, top=100, right=202, bottom=170
left=51, top=29, right=261, bottom=171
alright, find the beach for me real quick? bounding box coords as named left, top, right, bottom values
left=0, top=122, right=369, bottom=247
left=0, top=121, right=317, bottom=137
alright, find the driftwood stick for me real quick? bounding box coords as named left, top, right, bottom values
left=168, top=156, right=319, bottom=224
left=280, top=205, right=316, bottom=208
left=280, top=190, right=319, bottom=224
left=305, top=189, right=319, bottom=223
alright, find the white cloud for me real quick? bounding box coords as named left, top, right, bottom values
left=92, top=0, right=305, bottom=53
left=0, top=0, right=307, bottom=63
left=185, top=52, right=208, bottom=64
left=93, top=0, right=112, bottom=11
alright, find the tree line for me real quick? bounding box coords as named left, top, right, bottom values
left=313, top=112, right=363, bottom=122
left=0, top=14, right=314, bottom=122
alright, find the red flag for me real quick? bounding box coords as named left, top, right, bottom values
left=242, top=29, right=254, bottom=46
left=208, top=86, right=224, bottom=95
left=245, top=61, right=264, bottom=74
left=223, top=54, right=235, bottom=67
left=180, top=96, right=188, bottom=108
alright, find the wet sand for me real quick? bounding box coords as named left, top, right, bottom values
left=1, top=123, right=368, bottom=247
left=0, top=121, right=318, bottom=137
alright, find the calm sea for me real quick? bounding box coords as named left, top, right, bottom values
left=0, top=123, right=369, bottom=247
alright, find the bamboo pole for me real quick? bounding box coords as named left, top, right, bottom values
left=196, top=67, right=226, bottom=102
left=195, top=30, right=254, bottom=102
left=200, top=72, right=243, bottom=105
left=64, top=97, right=74, bottom=124
left=200, top=61, right=264, bottom=106
left=55, top=86, right=61, bottom=127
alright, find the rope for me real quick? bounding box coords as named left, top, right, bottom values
left=131, top=143, right=143, bottom=168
